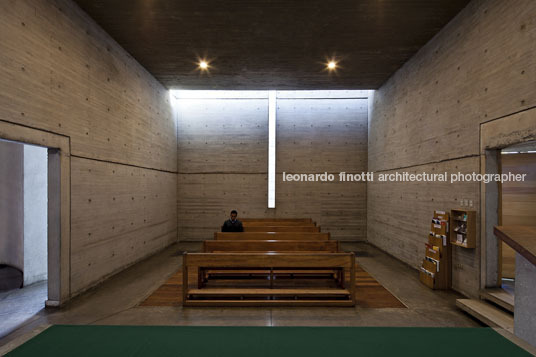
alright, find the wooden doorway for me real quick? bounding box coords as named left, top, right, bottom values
left=500, top=144, right=536, bottom=286
left=479, top=109, right=536, bottom=290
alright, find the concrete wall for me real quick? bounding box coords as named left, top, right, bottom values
left=177, top=90, right=367, bottom=241
left=368, top=0, right=536, bottom=297
left=0, top=0, right=177, bottom=297
left=23, top=145, right=48, bottom=286
left=177, top=92, right=269, bottom=241
left=515, top=253, right=536, bottom=348
left=276, top=91, right=368, bottom=241
left=0, top=140, right=24, bottom=270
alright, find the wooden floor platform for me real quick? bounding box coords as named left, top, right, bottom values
left=140, top=264, right=407, bottom=308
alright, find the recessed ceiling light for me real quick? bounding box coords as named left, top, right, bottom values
left=327, top=61, right=337, bottom=70
left=199, top=60, right=209, bottom=70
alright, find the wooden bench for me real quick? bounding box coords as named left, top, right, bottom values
left=241, top=218, right=313, bottom=223
left=215, top=232, right=330, bottom=241
left=244, top=226, right=321, bottom=232
left=243, top=221, right=316, bottom=227
left=204, top=240, right=339, bottom=253
left=183, top=252, right=355, bottom=307
left=203, top=240, right=340, bottom=280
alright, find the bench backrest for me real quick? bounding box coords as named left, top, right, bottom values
left=241, top=218, right=312, bottom=223
left=242, top=221, right=316, bottom=227
left=184, top=252, right=354, bottom=268
left=244, top=226, right=320, bottom=232
left=203, top=240, right=339, bottom=252
left=214, top=232, right=330, bottom=241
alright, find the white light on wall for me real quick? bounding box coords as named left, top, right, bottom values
left=268, top=90, right=276, bottom=208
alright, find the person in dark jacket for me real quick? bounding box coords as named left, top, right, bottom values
left=221, top=210, right=244, bottom=232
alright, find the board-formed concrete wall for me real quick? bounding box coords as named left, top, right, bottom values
left=177, top=91, right=368, bottom=241
left=368, top=0, right=536, bottom=297
left=177, top=93, right=269, bottom=241
left=0, top=140, right=24, bottom=271
left=276, top=92, right=368, bottom=241
left=0, top=0, right=177, bottom=297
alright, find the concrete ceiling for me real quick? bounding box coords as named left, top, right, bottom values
left=74, top=0, right=470, bottom=90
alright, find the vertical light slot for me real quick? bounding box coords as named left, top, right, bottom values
left=268, top=90, right=276, bottom=208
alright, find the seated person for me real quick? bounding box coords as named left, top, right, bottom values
left=221, top=210, right=244, bottom=232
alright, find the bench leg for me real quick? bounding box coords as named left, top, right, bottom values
left=349, top=259, right=356, bottom=305
left=198, top=267, right=204, bottom=288
left=182, top=262, right=188, bottom=303
left=339, top=268, right=345, bottom=288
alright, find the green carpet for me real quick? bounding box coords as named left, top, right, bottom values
left=6, top=325, right=532, bottom=357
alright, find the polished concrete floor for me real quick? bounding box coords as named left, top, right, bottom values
left=0, top=242, right=483, bottom=353
left=0, top=281, right=47, bottom=339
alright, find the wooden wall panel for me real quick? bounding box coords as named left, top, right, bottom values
left=501, top=153, right=536, bottom=278
left=501, top=153, right=536, bottom=225
left=368, top=0, right=536, bottom=297
left=0, top=0, right=177, bottom=297
left=71, top=157, right=177, bottom=294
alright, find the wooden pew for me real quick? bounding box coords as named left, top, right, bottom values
left=243, top=221, right=316, bottom=227
left=241, top=218, right=313, bottom=223
left=183, top=252, right=355, bottom=307
left=203, top=240, right=339, bottom=253
left=203, top=240, right=340, bottom=280
left=244, top=226, right=320, bottom=232
left=215, top=232, right=330, bottom=241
